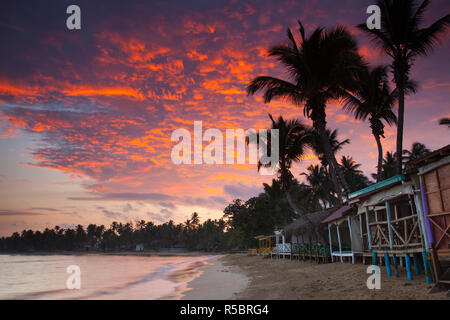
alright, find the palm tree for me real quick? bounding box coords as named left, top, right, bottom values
left=252, top=114, right=313, bottom=214
left=342, top=66, right=397, bottom=182
left=247, top=21, right=365, bottom=197
left=190, top=212, right=200, bottom=227
left=250, top=114, right=329, bottom=243
left=300, top=164, right=337, bottom=208
left=359, top=0, right=450, bottom=174
left=310, top=128, right=350, bottom=200
left=403, top=142, right=431, bottom=163
left=380, top=151, right=398, bottom=179
left=439, top=118, right=450, bottom=128
left=340, top=156, right=371, bottom=192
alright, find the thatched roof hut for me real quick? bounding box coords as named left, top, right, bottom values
left=283, top=207, right=337, bottom=241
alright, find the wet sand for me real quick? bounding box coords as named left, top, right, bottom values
left=221, top=254, right=448, bottom=300
left=165, top=255, right=249, bottom=300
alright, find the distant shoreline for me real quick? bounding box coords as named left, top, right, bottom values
left=0, top=250, right=236, bottom=257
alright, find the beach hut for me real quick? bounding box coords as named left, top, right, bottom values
left=254, top=234, right=276, bottom=256
left=407, top=144, right=450, bottom=285
left=283, top=207, right=336, bottom=263
left=348, top=174, right=430, bottom=281
left=322, top=205, right=363, bottom=264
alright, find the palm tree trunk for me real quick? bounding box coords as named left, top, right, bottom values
left=373, top=132, right=384, bottom=182
left=318, top=127, right=350, bottom=197
left=326, top=163, right=343, bottom=204
left=285, top=191, right=328, bottom=245
left=396, top=87, right=404, bottom=175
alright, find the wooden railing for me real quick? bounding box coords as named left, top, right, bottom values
left=370, top=215, right=422, bottom=250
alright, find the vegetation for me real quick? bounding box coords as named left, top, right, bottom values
left=342, top=65, right=397, bottom=182
left=247, top=21, right=365, bottom=199
left=358, top=0, right=450, bottom=174
left=439, top=117, right=450, bottom=128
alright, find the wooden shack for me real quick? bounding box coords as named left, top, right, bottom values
left=348, top=175, right=431, bottom=281
left=283, top=207, right=336, bottom=262
left=322, top=205, right=363, bottom=264
left=407, top=144, right=450, bottom=285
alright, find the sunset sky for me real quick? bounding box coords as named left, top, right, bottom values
left=0, top=0, right=449, bottom=236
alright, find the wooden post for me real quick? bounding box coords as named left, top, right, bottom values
left=405, top=253, right=413, bottom=280
left=422, top=252, right=432, bottom=284
left=336, top=223, right=343, bottom=263
left=328, top=224, right=333, bottom=263
left=385, top=201, right=394, bottom=250
left=413, top=254, right=420, bottom=275
left=384, top=253, right=392, bottom=277
left=365, top=207, right=372, bottom=250
left=392, top=254, right=399, bottom=277
left=347, top=216, right=354, bottom=264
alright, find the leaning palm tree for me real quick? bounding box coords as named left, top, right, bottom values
left=310, top=128, right=350, bottom=200
left=253, top=114, right=313, bottom=214
left=439, top=117, right=450, bottom=128
left=342, top=66, right=397, bottom=182
left=403, top=142, right=431, bottom=163
left=359, top=0, right=450, bottom=174
left=250, top=114, right=328, bottom=243
left=247, top=21, right=365, bottom=198
left=311, top=129, right=350, bottom=168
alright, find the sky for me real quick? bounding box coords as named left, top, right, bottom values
left=0, top=0, right=449, bottom=236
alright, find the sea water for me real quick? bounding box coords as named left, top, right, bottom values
left=0, top=254, right=213, bottom=300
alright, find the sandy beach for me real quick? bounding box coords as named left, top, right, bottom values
left=165, top=255, right=249, bottom=300
left=216, top=254, right=449, bottom=300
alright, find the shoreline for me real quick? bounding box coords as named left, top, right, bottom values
left=0, top=250, right=226, bottom=257
left=163, top=255, right=249, bottom=300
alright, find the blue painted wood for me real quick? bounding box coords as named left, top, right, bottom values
left=405, top=253, right=412, bottom=280
left=392, top=254, right=399, bottom=277
left=384, top=253, right=391, bottom=277
left=422, top=252, right=433, bottom=284
left=372, top=250, right=377, bottom=265
left=413, top=254, right=420, bottom=275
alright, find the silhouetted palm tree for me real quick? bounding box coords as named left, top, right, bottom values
left=359, top=0, right=450, bottom=174
left=300, top=164, right=336, bottom=207
left=403, top=142, right=431, bottom=163
left=253, top=114, right=313, bottom=214
left=250, top=114, right=328, bottom=242
left=439, top=117, right=450, bottom=128
left=247, top=21, right=365, bottom=198
left=340, top=156, right=371, bottom=192
left=342, top=66, right=397, bottom=182
left=380, top=151, right=398, bottom=179
left=310, top=128, right=350, bottom=201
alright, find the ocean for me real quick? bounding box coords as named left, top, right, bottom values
left=0, top=254, right=214, bottom=300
